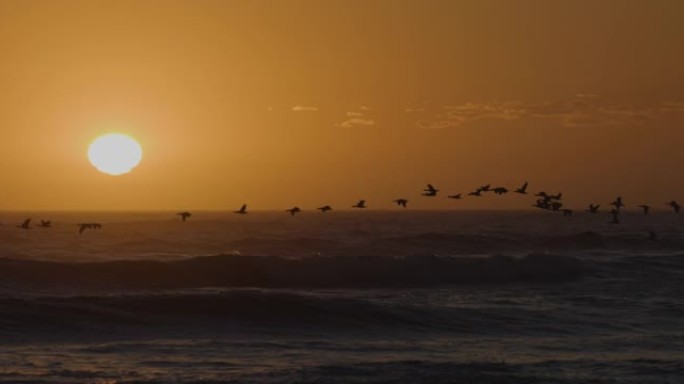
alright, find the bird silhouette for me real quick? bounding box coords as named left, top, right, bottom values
left=667, top=200, right=681, bottom=213
left=422, top=184, right=438, bottom=197
left=38, top=220, right=52, bottom=228
left=77, top=223, right=102, bottom=234
left=514, top=182, right=529, bottom=194
left=317, top=205, right=332, bottom=212
left=549, top=192, right=562, bottom=200
left=17, top=219, right=31, bottom=230
left=352, top=200, right=367, bottom=208
left=467, top=189, right=483, bottom=197
left=535, top=191, right=549, bottom=198
left=492, top=187, right=508, bottom=195
left=393, top=199, right=408, bottom=208
left=447, top=193, right=462, bottom=199
left=479, top=184, right=491, bottom=192
left=234, top=204, right=248, bottom=214
left=286, top=206, right=301, bottom=216
left=177, top=212, right=192, bottom=222
left=638, top=205, right=650, bottom=215
left=77, top=223, right=91, bottom=234
left=610, top=197, right=624, bottom=211
left=586, top=204, right=600, bottom=214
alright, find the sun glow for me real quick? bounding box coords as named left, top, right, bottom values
left=87, top=133, right=143, bottom=176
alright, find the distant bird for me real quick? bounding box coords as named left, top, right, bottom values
left=610, top=197, right=624, bottom=211
left=38, top=220, right=52, bottom=228
left=234, top=204, right=248, bottom=214
left=514, top=182, right=529, bottom=194
left=447, top=193, right=462, bottom=199
left=393, top=199, right=408, bottom=208
left=609, top=209, right=620, bottom=224
left=549, top=192, right=562, bottom=200
left=550, top=202, right=563, bottom=211
left=667, top=200, right=681, bottom=213
left=17, top=218, right=31, bottom=230
left=586, top=204, right=600, bottom=214
left=352, top=200, right=367, bottom=208
left=77, top=222, right=102, bottom=234
left=317, top=205, right=332, bottom=212
left=422, top=184, right=438, bottom=197
left=562, top=209, right=573, bottom=217
left=532, top=200, right=548, bottom=210
left=286, top=206, right=301, bottom=216
left=177, top=212, right=192, bottom=222
left=479, top=184, right=491, bottom=193
left=535, top=191, right=549, bottom=198
left=492, top=187, right=508, bottom=195
left=638, top=205, right=651, bottom=215
left=468, top=189, right=483, bottom=197
left=78, top=223, right=91, bottom=234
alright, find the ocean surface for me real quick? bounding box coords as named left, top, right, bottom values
left=0, top=210, right=682, bottom=383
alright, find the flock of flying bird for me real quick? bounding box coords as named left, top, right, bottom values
left=3, top=181, right=681, bottom=234
left=180, top=181, right=680, bottom=223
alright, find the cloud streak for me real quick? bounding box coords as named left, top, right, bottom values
left=415, top=97, right=684, bottom=129
left=292, top=105, right=319, bottom=112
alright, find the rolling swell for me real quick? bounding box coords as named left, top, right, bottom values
left=0, top=253, right=583, bottom=290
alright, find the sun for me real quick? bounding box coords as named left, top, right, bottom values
left=87, top=133, right=143, bottom=176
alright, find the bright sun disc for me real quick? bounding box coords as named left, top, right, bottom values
left=88, top=133, right=143, bottom=176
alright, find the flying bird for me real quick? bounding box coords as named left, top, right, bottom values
left=586, top=204, right=600, bottom=214
left=550, top=192, right=562, bottom=200
left=492, top=187, right=508, bottom=195
left=352, top=200, right=367, bottom=208
left=667, top=200, right=681, bottom=213
left=317, top=205, right=332, bottom=212
left=422, top=184, right=438, bottom=197
left=467, top=189, right=483, bottom=197
left=177, top=212, right=192, bottom=222
left=447, top=193, right=462, bottom=199
left=638, top=205, right=651, bottom=215
left=17, top=219, right=31, bottom=230
left=514, top=182, right=529, bottom=194
left=393, top=199, right=408, bottom=208
left=610, top=197, right=624, bottom=211
left=77, top=223, right=102, bottom=234
left=286, top=206, right=301, bottom=216
left=234, top=204, right=248, bottom=214
left=38, top=220, right=52, bottom=228
left=78, top=223, right=91, bottom=234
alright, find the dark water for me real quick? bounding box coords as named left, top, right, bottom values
left=0, top=211, right=682, bottom=383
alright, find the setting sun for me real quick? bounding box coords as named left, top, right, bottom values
left=87, top=133, right=143, bottom=176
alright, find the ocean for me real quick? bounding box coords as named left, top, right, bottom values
left=0, top=210, right=682, bottom=383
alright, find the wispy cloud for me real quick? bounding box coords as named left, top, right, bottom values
left=292, top=105, right=319, bottom=112
left=415, top=97, right=684, bottom=129
left=337, top=118, right=376, bottom=128
left=336, top=107, right=376, bottom=128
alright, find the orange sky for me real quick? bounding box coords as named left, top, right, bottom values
left=1, top=0, right=683, bottom=210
